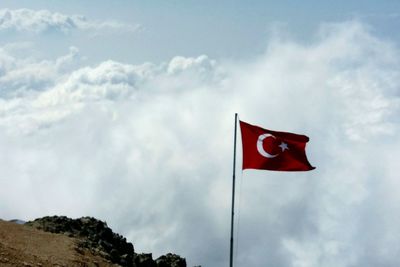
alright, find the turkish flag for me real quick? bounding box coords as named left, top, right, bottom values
left=240, top=120, right=315, bottom=171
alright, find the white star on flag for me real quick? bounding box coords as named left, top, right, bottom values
left=279, top=142, right=289, bottom=152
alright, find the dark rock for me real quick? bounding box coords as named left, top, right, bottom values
left=156, top=253, right=186, bottom=267
left=135, top=253, right=157, bottom=267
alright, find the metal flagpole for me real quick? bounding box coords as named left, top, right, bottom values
left=230, top=113, right=238, bottom=267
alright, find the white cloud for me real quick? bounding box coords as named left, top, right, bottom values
left=167, top=55, right=216, bottom=75
left=0, top=8, right=140, bottom=34
left=0, top=20, right=399, bottom=267
left=0, top=46, right=81, bottom=98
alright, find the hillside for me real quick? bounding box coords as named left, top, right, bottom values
left=0, top=216, right=188, bottom=267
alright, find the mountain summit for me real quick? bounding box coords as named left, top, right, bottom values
left=0, top=216, right=188, bottom=267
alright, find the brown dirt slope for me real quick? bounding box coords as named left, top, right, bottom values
left=0, top=219, right=117, bottom=267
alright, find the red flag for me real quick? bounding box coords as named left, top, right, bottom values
left=240, top=120, right=315, bottom=171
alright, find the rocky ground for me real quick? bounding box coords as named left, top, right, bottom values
left=0, top=216, right=188, bottom=267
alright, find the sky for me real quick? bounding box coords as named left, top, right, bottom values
left=0, top=1, right=399, bottom=267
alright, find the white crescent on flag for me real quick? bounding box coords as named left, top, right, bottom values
left=256, top=133, right=279, bottom=158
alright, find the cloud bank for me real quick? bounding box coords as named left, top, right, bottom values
left=0, top=8, right=139, bottom=34
left=0, top=20, right=399, bottom=267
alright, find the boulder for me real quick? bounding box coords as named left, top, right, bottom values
left=156, top=253, right=186, bottom=267
left=135, top=253, right=157, bottom=267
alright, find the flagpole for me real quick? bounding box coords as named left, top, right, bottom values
left=230, top=113, right=238, bottom=267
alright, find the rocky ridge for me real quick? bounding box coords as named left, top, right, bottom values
left=23, top=216, right=187, bottom=267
